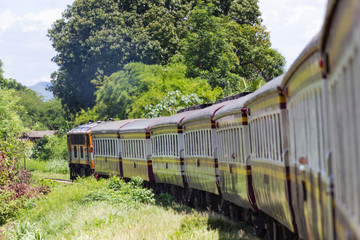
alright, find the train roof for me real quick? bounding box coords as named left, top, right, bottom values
left=320, top=0, right=337, bottom=51
left=119, top=117, right=163, bottom=133
left=282, top=33, right=321, bottom=88
left=180, top=101, right=233, bottom=126
left=213, top=93, right=254, bottom=120
left=67, top=121, right=102, bottom=134
left=91, top=119, right=134, bottom=134
left=149, top=110, right=198, bottom=129
left=244, top=75, right=284, bottom=107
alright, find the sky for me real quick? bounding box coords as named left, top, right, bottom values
left=0, top=0, right=328, bottom=87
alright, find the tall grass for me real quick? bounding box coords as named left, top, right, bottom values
left=3, top=177, right=258, bottom=240
left=25, top=159, right=69, bottom=179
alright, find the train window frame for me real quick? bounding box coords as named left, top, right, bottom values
left=80, top=146, right=84, bottom=159
left=74, top=146, right=77, bottom=159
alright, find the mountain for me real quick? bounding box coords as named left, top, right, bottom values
left=28, top=82, right=54, bottom=101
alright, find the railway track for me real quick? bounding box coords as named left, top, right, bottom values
left=45, top=178, right=72, bottom=184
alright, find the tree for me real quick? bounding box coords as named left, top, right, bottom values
left=0, top=88, right=30, bottom=160
left=145, top=90, right=203, bottom=118
left=48, top=0, right=266, bottom=113
left=95, top=62, right=222, bottom=119
left=181, top=2, right=285, bottom=94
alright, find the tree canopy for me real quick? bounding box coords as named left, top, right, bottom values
left=95, top=62, right=221, bottom=119
left=48, top=0, right=283, bottom=114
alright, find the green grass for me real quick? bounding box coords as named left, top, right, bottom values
left=1, top=177, right=258, bottom=240
left=24, top=159, right=69, bottom=180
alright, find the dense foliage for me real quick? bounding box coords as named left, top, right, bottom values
left=48, top=0, right=285, bottom=114
left=95, top=63, right=221, bottom=119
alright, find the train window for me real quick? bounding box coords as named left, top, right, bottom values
left=135, top=140, right=138, bottom=159
left=217, top=130, right=221, bottom=161
left=153, top=137, right=157, bottom=156
left=233, top=128, right=237, bottom=162
left=257, top=119, right=260, bottom=159
left=266, top=116, right=269, bottom=160
left=203, top=130, right=207, bottom=157
left=138, top=140, right=141, bottom=159
left=269, top=116, right=274, bottom=161
left=185, top=133, right=188, bottom=157
left=259, top=118, right=263, bottom=159
left=104, top=139, right=107, bottom=156
left=160, top=135, right=165, bottom=156
left=273, top=115, right=277, bottom=161
left=74, top=146, right=77, bottom=158
left=168, top=135, right=171, bottom=156
left=93, top=140, right=96, bottom=156
left=221, top=130, right=225, bottom=161
left=240, top=127, right=244, bottom=163
left=191, top=132, right=194, bottom=156
left=174, top=135, right=177, bottom=157
left=199, top=131, right=203, bottom=156
left=111, top=140, right=114, bottom=156
left=80, top=146, right=84, bottom=159
left=108, top=139, right=111, bottom=156
left=278, top=114, right=283, bottom=162
left=158, top=136, right=161, bottom=156
left=162, top=135, right=165, bottom=156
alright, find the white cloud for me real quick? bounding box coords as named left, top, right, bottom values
left=0, top=8, right=64, bottom=34
left=0, top=9, right=19, bottom=32
left=22, top=8, right=64, bottom=32
left=259, top=0, right=327, bottom=67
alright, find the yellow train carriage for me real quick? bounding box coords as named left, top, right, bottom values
left=282, top=33, right=333, bottom=240
left=149, top=111, right=196, bottom=188
left=180, top=101, right=234, bottom=207
left=91, top=120, right=133, bottom=177
left=244, top=75, right=296, bottom=233
left=67, top=121, right=101, bottom=180
left=213, top=93, right=256, bottom=218
left=321, top=0, right=360, bottom=239
left=119, top=118, right=162, bottom=182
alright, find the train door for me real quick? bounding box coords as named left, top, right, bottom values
left=288, top=99, right=308, bottom=240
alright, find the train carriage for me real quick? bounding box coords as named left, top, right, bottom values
left=321, top=0, right=360, bottom=239
left=213, top=93, right=257, bottom=219
left=67, top=121, right=102, bottom=180
left=91, top=120, right=133, bottom=177
left=149, top=110, right=197, bottom=189
left=282, top=34, right=333, bottom=240
left=180, top=101, right=234, bottom=207
left=119, top=118, right=162, bottom=183
left=244, top=75, right=296, bottom=233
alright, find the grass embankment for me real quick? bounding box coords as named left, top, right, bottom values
left=1, top=177, right=258, bottom=240
left=25, top=159, right=69, bottom=180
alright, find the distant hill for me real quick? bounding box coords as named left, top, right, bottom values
left=28, top=82, right=54, bottom=101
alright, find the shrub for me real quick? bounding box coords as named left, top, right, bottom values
left=0, top=152, right=50, bottom=225
left=45, top=159, right=69, bottom=174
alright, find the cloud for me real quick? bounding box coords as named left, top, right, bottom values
left=0, top=8, right=64, bottom=35
left=258, top=0, right=327, bottom=67
left=22, top=8, right=64, bottom=32
left=0, top=9, right=20, bottom=32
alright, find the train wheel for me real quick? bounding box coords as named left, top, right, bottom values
left=241, top=209, right=252, bottom=225
left=229, top=203, right=240, bottom=222
left=194, top=190, right=205, bottom=210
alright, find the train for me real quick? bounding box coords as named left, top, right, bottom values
left=67, top=0, right=360, bottom=239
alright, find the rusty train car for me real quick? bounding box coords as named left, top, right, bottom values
left=67, top=0, right=360, bottom=238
